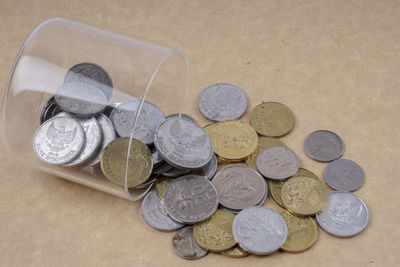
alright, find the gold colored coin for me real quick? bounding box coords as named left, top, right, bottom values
left=281, top=176, right=329, bottom=216
left=280, top=211, right=318, bottom=253
left=246, top=136, right=287, bottom=170
left=100, top=137, right=153, bottom=188
left=217, top=155, right=246, bottom=164
left=193, top=209, right=236, bottom=252
left=204, top=121, right=258, bottom=160
left=221, top=245, right=250, bottom=258
left=249, top=102, right=295, bottom=137
left=155, top=176, right=175, bottom=199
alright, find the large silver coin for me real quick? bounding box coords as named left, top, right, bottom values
left=141, top=190, right=184, bottom=231
left=305, top=130, right=344, bottom=162
left=173, top=226, right=208, bottom=260
left=232, top=206, right=288, bottom=255
left=316, top=191, right=369, bottom=237
left=324, top=159, right=364, bottom=191
left=256, top=146, right=299, bottom=180
left=154, top=117, right=213, bottom=169
left=164, top=175, right=218, bottom=224
left=110, top=100, right=164, bottom=144
left=198, top=83, right=248, bottom=122
left=201, top=153, right=217, bottom=179
left=33, top=117, right=84, bottom=164
left=212, top=165, right=267, bottom=210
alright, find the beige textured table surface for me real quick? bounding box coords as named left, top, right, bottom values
left=1, top=1, right=400, bottom=266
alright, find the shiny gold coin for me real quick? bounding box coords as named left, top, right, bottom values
left=281, top=176, right=329, bottom=216
left=204, top=120, right=258, bottom=160
left=221, top=245, right=250, bottom=258
left=100, top=137, right=153, bottom=188
left=193, top=209, right=236, bottom=252
left=155, top=176, right=175, bottom=199
left=249, top=102, right=295, bottom=137
left=246, top=136, right=287, bottom=170
left=280, top=211, right=318, bottom=253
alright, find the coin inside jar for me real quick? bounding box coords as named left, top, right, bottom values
left=256, top=146, right=299, bottom=180
left=304, top=130, right=344, bottom=162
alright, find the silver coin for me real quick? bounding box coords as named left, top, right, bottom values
left=232, top=206, right=288, bottom=255
left=150, top=146, right=164, bottom=168
left=54, top=83, right=108, bottom=117
left=316, top=191, right=369, bottom=237
left=222, top=185, right=269, bottom=215
left=56, top=112, right=102, bottom=167
left=141, top=190, right=184, bottom=231
left=165, top=113, right=197, bottom=124
left=304, top=130, right=344, bottom=162
left=154, top=117, right=213, bottom=169
left=40, top=96, right=62, bottom=124
left=152, top=161, right=174, bottom=175
left=164, top=175, right=218, bottom=224
left=201, top=153, right=217, bottom=179
left=198, top=83, right=248, bottom=121
left=33, top=117, right=85, bottom=164
left=173, top=226, right=208, bottom=260
left=110, top=100, right=164, bottom=144
left=324, top=159, right=364, bottom=191
left=256, top=146, right=299, bottom=180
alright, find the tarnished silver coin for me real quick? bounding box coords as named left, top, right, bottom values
left=198, top=83, right=248, bottom=122
left=212, top=165, right=267, bottom=210
left=141, top=190, right=184, bottom=231
left=152, top=161, right=173, bottom=175
left=232, top=206, right=288, bottom=255
left=201, top=153, right=217, bottom=179
left=154, top=117, right=213, bottom=169
left=324, top=159, right=364, bottom=191
left=256, top=146, right=299, bottom=180
left=316, top=191, right=369, bottom=237
left=33, top=117, right=84, bottom=164
left=110, top=100, right=164, bottom=144
left=173, top=226, right=208, bottom=260
left=165, top=113, right=197, bottom=124
left=150, top=146, right=164, bottom=168
left=305, top=130, right=344, bottom=162
left=164, top=175, right=218, bottom=224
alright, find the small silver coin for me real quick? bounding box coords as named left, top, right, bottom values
left=150, top=146, right=164, bottom=168
left=232, top=206, right=288, bottom=255
left=324, top=159, right=365, bottom=191
left=33, top=117, right=85, bottom=164
left=110, top=100, right=164, bottom=144
left=40, top=96, right=62, bottom=124
left=152, top=161, right=174, bottom=175
left=201, top=153, right=217, bottom=179
left=256, top=146, right=299, bottom=180
left=165, top=113, right=197, bottom=124
left=141, top=190, right=184, bottom=231
left=154, top=117, right=213, bottom=169
left=305, top=130, right=344, bottom=162
left=173, top=226, right=208, bottom=260
left=198, top=83, right=248, bottom=122
left=316, top=191, right=369, bottom=238
left=164, top=175, right=218, bottom=224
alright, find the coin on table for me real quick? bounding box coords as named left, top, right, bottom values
left=155, top=176, right=175, bottom=199
left=281, top=176, right=329, bottom=216
left=212, top=165, right=267, bottom=210
left=154, top=117, right=213, bottom=169
left=232, top=206, right=288, bottom=255
left=249, top=102, right=295, bottom=137
left=173, top=226, right=208, bottom=260
left=316, top=191, right=369, bottom=237
left=194, top=209, right=236, bottom=252
left=304, top=130, right=344, bottom=162
left=246, top=136, right=286, bottom=170
left=33, top=117, right=84, bottom=164
left=198, top=83, right=248, bottom=122
left=221, top=245, right=250, bottom=258
left=204, top=120, right=258, bottom=160
left=141, top=190, right=184, bottom=231
left=100, top=137, right=153, bottom=188
left=324, top=159, right=364, bottom=191
left=280, top=211, right=318, bottom=253
left=110, top=100, right=164, bottom=144
left=164, top=175, right=218, bottom=224
left=256, top=146, right=299, bottom=180
left=165, top=113, right=197, bottom=124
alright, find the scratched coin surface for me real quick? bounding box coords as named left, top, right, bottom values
left=164, top=175, right=218, bottom=224
left=212, top=165, right=267, bottom=210
left=33, top=117, right=84, bottom=164
left=324, top=159, right=365, bottom=191
left=221, top=245, right=250, bottom=258
left=280, top=211, right=318, bottom=253
left=232, top=206, right=288, bottom=255
left=204, top=120, right=257, bottom=160
left=304, top=130, right=344, bottom=162
left=193, top=209, right=236, bottom=252
left=249, top=102, right=295, bottom=137
left=281, top=176, right=329, bottom=216
left=316, top=191, right=369, bottom=237
left=155, top=176, right=175, bottom=199
left=246, top=136, right=286, bottom=170
left=141, top=190, right=184, bottom=231
left=256, top=146, right=299, bottom=180
left=198, top=83, right=248, bottom=122
left=173, top=226, right=208, bottom=260
left=154, top=117, right=213, bottom=169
